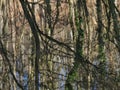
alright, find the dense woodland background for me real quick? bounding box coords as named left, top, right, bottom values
left=0, top=0, right=120, bottom=90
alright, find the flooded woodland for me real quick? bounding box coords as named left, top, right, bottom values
left=0, top=0, right=120, bottom=90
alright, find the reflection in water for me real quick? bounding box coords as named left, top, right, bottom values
left=59, top=67, right=67, bottom=90
left=22, top=71, right=28, bottom=90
